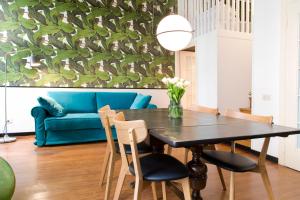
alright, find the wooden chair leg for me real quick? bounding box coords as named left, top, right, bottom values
left=216, top=167, right=226, bottom=191
left=133, top=178, right=143, bottom=200
left=260, top=167, right=275, bottom=200
left=99, top=146, right=110, bottom=186
left=104, top=153, right=116, bottom=200
left=184, top=148, right=189, bottom=164
left=162, top=181, right=167, bottom=200
left=181, top=178, right=191, bottom=200
left=113, top=167, right=127, bottom=200
left=229, top=171, right=235, bottom=200
left=151, top=182, right=158, bottom=200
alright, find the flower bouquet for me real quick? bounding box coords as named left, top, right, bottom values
left=162, top=77, right=190, bottom=118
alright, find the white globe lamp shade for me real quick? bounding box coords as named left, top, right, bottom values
left=156, top=15, right=193, bottom=51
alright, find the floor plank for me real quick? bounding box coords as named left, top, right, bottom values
left=0, top=136, right=300, bottom=200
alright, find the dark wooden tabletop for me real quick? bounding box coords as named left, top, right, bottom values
left=123, top=108, right=300, bottom=148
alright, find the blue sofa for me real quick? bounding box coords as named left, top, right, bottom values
left=31, top=92, right=157, bottom=147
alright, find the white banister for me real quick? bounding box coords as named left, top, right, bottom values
left=236, top=0, right=240, bottom=31
left=204, top=0, right=208, bottom=33
left=241, top=0, right=245, bottom=32
left=226, top=0, right=231, bottom=30
left=179, top=0, right=252, bottom=37
left=246, top=0, right=250, bottom=33
left=216, top=0, right=220, bottom=30
left=220, top=0, right=225, bottom=30
left=231, top=0, right=235, bottom=31
left=194, top=0, right=198, bottom=35
left=209, top=0, right=212, bottom=32
left=212, top=0, right=216, bottom=30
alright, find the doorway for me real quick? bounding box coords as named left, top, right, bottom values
left=178, top=49, right=197, bottom=109
left=279, top=0, right=300, bottom=171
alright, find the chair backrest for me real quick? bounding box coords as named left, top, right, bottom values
left=224, top=109, right=273, bottom=124
left=224, top=109, right=273, bottom=166
left=189, top=105, right=219, bottom=115
left=114, top=112, right=148, bottom=179
left=114, top=112, right=148, bottom=146
left=98, top=105, right=117, bottom=153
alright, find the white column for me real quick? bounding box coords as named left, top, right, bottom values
left=196, top=32, right=219, bottom=108
left=252, top=0, right=284, bottom=157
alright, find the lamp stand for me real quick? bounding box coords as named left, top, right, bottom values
left=0, top=53, right=16, bottom=143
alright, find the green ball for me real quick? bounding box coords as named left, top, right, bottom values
left=0, top=157, right=15, bottom=200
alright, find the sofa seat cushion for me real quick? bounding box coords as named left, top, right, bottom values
left=45, top=113, right=102, bottom=131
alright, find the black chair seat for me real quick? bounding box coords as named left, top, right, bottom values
left=114, top=141, right=152, bottom=154
left=202, top=150, right=257, bottom=172
left=129, top=154, right=189, bottom=181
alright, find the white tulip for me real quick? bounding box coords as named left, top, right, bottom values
left=173, top=77, right=179, bottom=83
left=169, top=78, right=176, bottom=84
left=162, top=77, right=167, bottom=84
left=179, top=79, right=185, bottom=85
left=183, top=80, right=190, bottom=87
left=176, top=82, right=184, bottom=88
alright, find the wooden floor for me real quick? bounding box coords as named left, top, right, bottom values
left=1, top=136, right=300, bottom=200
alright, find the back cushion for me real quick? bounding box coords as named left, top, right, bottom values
left=96, top=92, right=137, bottom=110
left=48, top=92, right=96, bottom=113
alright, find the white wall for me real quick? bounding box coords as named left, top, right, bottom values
left=0, top=87, right=169, bottom=133
left=251, top=0, right=283, bottom=157
left=217, top=31, right=252, bottom=113
left=196, top=31, right=219, bottom=108
left=196, top=30, right=252, bottom=112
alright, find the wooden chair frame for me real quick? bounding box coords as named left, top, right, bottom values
left=114, top=112, right=191, bottom=200
left=98, top=105, right=120, bottom=200
left=224, top=110, right=274, bottom=200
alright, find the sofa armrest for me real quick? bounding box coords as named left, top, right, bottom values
left=147, top=103, right=157, bottom=109
left=31, top=106, right=48, bottom=146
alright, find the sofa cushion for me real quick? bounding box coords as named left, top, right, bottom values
left=48, top=92, right=96, bottom=113
left=96, top=92, right=137, bottom=110
left=37, top=97, right=66, bottom=117
left=130, top=94, right=152, bottom=109
left=45, top=113, right=102, bottom=131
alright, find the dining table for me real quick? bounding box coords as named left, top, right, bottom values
left=123, top=108, right=300, bottom=200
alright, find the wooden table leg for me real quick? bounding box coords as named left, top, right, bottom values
left=187, top=145, right=208, bottom=200
left=150, top=135, right=165, bottom=153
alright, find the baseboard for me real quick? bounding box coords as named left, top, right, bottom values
left=0, top=132, right=35, bottom=137
left=235, top=143, right=278, bottom=163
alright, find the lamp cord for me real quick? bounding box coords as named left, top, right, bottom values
left=3, top=53, right=8, bottom=136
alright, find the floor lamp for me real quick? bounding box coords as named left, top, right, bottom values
left=0, top=50, right=39, bottom=143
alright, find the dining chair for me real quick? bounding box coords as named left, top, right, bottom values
left=113, top=112, right=191, bottom=200
left=98, top=105, right=152, bottom=200
left=201, top=110, right=274, bottom=200
left=167, top=105, right=226, bottom=191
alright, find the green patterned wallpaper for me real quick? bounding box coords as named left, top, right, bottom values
left=0, top=0, right=176, bottom=88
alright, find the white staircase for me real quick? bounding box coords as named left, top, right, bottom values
left=178, top=0, right=252, bottom=38
left=177, top=0, right=253, bottom=114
